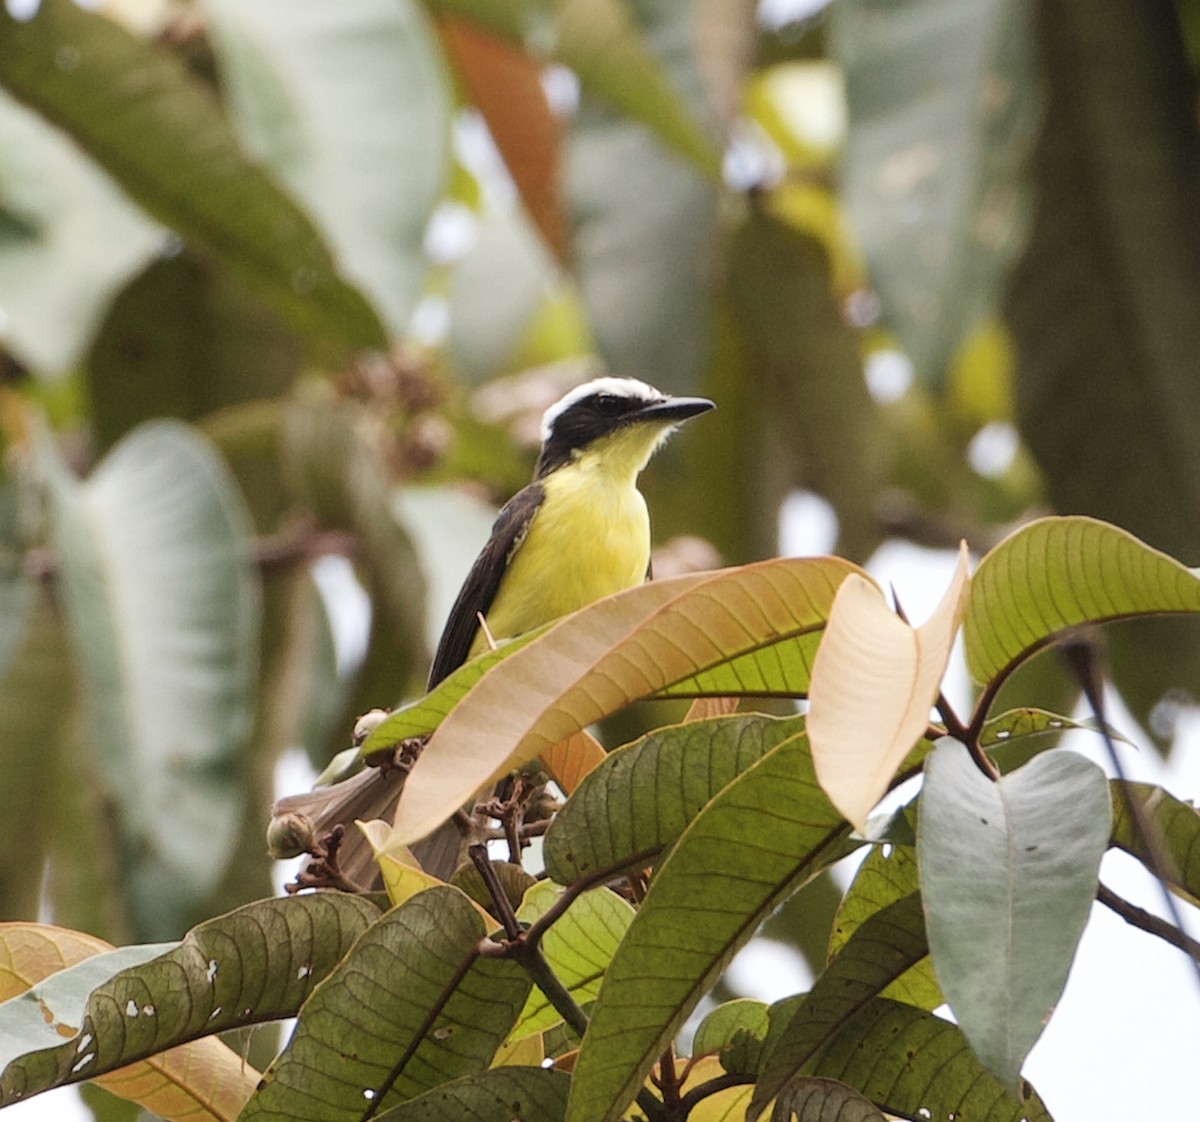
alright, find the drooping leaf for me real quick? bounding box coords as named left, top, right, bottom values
left=0, top=89, right=160, bottom=375
left=437, top=16, right=566, bottom=260
left=918, top=741, right=1111, bottom=1091
left=802, top=999, right=1052, bottom=1122
left=963, top=516, right=1200, bottom=686
left=1110, top=781, right=1200, bottom=905
left=543, top=713, right=805, bottom=886
left=372, top=1066, right=570, bottom=1121
left=34, top=421, right=260, bottom=939
left=511, top=882, right=633, bottom=1039
left=828, top=844, right=941, bottom=1010
left=832, top=0, right=1042, bottom=388
left=564, top=731, right=855, bottom=1122
left=0, top=587, right=73, bottom=922
left=0, top=894, right=380, bottom=1104
left=241, top=887, right=530, bottom=1121
left=389, top=557, right=858, bottom=848
left=691, top=998, right=770, bottom=1076
left=0, top=0, right=386, bottom=360
left=422, top=0, right=721, bottom=177
left=749, top=893, right=928, bottom=1118
left=204, top=0, right=451, bottom=338
left=808, top=544, right=969, bottom=829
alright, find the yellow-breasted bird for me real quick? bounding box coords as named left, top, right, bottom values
left=272, top=376, right=714, bottom=883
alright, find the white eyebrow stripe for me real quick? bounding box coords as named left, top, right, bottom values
left=539, top=377, right=663, bottom=443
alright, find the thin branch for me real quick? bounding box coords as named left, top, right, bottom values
left=677, top=1071, right=753, bottom=1113
left=468, top=843, right=521, bottom=941
left=1097, top=883, right=1200, bottom=962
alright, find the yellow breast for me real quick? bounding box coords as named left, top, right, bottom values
left=472, top=449, right=652, bottom=654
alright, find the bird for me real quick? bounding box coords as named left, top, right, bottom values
left=271, top=376, right=714, bottom=884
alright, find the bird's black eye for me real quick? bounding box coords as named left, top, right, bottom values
left=593, top=394, right=623, bottom=416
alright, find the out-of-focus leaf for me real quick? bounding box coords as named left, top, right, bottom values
left=86, top=251, right=302, bottom=455
left=204, top=0, right=451, bottom=339
left=438, top=16, right=566, bottom=260
left=0, top=475, right=30, bottom=681
left=801, top=999, right=1053, bottom=1120
left=0, top=895, right=379, bottom=1104
left=0, top=587, right=72, bottom=921
left=389, top=558, right=857, bottom=849
left=0, top=0, right=386, bottom=360
left=691, top=998, right=769, bottom=1075
left=448, top=207, right=558, bottom=386
left=372, top=1066, right=570, bottom=1121
left=0, top=90, right=160, bottom=375
left=543, top=713, right=805, bottom=885
left=828, top=844, right=940, bottom=1009
left=964, top=516, right=1200, bottom=686
left=1110, top=781, right=1200, bottom=905
left=512, top=882, right=633, bottom=1039
left=918, top=741, right=1111, bottom=1091
left=564, top=732, right=854, bottom=1122
left=424, top=0, right=721, bottom=177
left=752, top=893, right=928, bottom=1116
left=1007, top=0, right=1200, bottom=742
left=808, top=544, right=968, bottom=829
left=35, top=421, right=260, bottom=940
left=727, top=206, right=885, bottom=561
left=242, top=887, right=531, bottom=1120
left=833, top=0, right=1041, bottom=388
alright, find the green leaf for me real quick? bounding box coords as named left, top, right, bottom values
left=769, top=1078, right=885, bottom=1122
left=980, top=705, right=1131, bottom=749
left=35, top=420, right=260, bottom=939
left=1110, top=781, right=1200, bottom=905
left=564, top=730, right=855, bottom=1122
left=512, top=883, right=633, bottom=1039
left=372, top=1066, right=570, bottom=1121
left=803, top=999, right=1053, bottom=1121
left=0, top=587, right=73, bottom=921
left=963, top=515, right=1200, bottom=686
left=828, top=844, right=940, bottom=1010
left=0, top=89, right=159, bottom=374
left=691, top=999, right=770, bottom=1076
left=204, top=0, right=451, bottom=338
left=751, top=893, right=928, bottom=1118
left=0, top=894, right=380, bottom=1106
left=0, top=0, right=386, bottom=360
left=832, top=0, right=1041, bottom=387
left=423, top=0, right=721, bottom=177
left=543, top=713, right=805, bottom=885
left=242, top=886, right=531, bottom=1120
left=917, top=741, right=1111, bottom=1091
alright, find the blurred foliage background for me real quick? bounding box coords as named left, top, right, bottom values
left=0, top=0, right=1198, bottom=1023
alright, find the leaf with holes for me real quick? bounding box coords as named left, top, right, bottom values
left=543, top=713, right=806, bottom=886
left=0, top=894, right=380, bottom=1106
left=389, top=557, right=859, bottom=849
left=564, top=731, right=856, bottom=1122
left=241, top=887, right=530, bottom=1121
left=918, top=741, right=1111, bottom=1091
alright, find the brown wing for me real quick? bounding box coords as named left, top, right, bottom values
left=426, top=482, right=544, bottom=688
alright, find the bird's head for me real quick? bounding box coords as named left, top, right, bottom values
left=535, top=377, right=714, bottom=479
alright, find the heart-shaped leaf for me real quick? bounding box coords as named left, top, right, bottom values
left=918, top=741, right=1112, bottom=1091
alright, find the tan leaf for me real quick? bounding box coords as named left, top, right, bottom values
left=809, top=543, right=970, bottom=829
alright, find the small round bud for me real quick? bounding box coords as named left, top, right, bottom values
left=266, top=812, right=315, bottom=860
left=352, top=708, right=389, bottom=745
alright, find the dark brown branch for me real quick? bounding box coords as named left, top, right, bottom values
left=1097, top=883, right=1200, bottom=962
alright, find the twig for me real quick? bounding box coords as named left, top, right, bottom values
left=677, top=1071, right=753, bottom=1113
left=1097, top=883, right=1200, bottom=962
left=468, top=843, right=521, bottom=940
